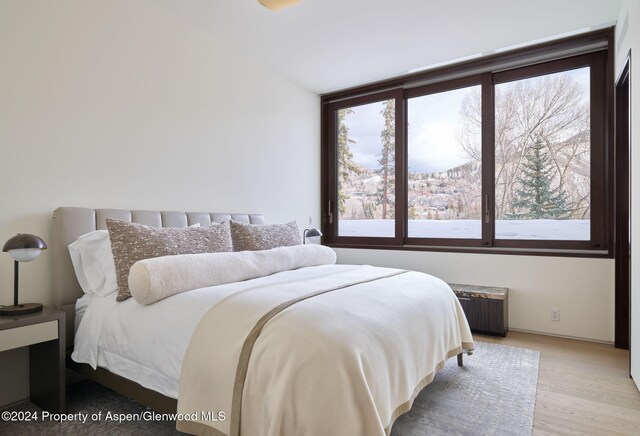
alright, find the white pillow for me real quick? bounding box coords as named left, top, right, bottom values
left=68, top=223, right=202, bottom=296
left=69, top=230, right=117, bottom=296
left=68, top=240, right=92, bottom=293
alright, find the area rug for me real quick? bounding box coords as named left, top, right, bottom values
left=391, top=341, right=540, bottom=436
left=1, top=341, right=538, bottom=435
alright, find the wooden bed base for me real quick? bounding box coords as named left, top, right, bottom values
left=66, top=349, right=177, bottom=413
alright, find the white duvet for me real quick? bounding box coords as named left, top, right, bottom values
left=73, top=263, right=473, bottom=436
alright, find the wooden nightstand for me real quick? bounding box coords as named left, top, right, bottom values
left=0, top=307, right=65, bottom=412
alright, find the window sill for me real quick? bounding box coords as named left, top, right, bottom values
left=325, top=242, right=612, bottom=259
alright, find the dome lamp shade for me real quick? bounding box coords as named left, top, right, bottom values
left=303, top=228, right=323, bottom=244
left=3, top=233, right=47, bottom=262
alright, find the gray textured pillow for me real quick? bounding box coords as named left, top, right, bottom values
left=230, top=220, right=301, bottom=251
left=106, top=219, right=232, bottom=302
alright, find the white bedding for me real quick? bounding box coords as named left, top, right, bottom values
left=72, top=264, right=364, bottom=398
left=73, top=261, right=472, bottom=436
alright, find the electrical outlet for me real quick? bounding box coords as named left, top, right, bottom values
left=550, top=308, right=560, bottom=321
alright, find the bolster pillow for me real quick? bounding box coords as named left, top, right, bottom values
left=128, top=244, right=337, bottom=305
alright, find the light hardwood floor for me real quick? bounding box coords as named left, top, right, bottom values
left=475, top=331, right=640, bottom=435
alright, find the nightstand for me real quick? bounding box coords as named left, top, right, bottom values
left=0, top=307, right=65, bottom=412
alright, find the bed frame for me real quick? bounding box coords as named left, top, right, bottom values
left=52, top=207, right=265, bottom=413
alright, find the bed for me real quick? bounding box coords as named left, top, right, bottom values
left=52, top=207, right=473, bottom=436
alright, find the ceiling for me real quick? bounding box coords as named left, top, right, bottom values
left=149, top=0, right=621, bottom=94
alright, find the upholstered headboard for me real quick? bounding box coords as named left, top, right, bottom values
left=52, top=207, right=265, bottom=308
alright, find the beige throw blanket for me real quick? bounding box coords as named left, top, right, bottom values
left=129, top=245, right=337, bottom=305
left=177, top=264, right=473, bottom=436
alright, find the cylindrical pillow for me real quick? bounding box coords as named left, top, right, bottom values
left=128, top=244, right=337, bottom=305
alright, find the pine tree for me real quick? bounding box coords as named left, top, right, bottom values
left=362, top=201, right=375, bottom=219
left=376, top=100, right=395, bottom=219
left=407, top=199, right=418, bottom=220
left=337, top=108, right=361, bottom=216
left=509, top=140, right=571, bottom=219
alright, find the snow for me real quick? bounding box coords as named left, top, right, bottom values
left=338, top=219, right=590, bottom=240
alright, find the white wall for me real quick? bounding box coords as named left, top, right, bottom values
left=0, top=0, right=319, bottom=406
left=336, top=249, right=614, bottom=342
left=616, top=0, right=640, bottom=390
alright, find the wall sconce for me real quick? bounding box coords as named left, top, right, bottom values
left=303, top=228, right=323, bottom=245
left=0, top=233, right=47, bottom=316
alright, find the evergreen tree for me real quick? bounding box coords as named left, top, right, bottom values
left=362, top=201, right=375, bottom=219
left=407, top=198, right=418, bottom=220
left=337, top=108, right=361, bottom=215
left=376, top=100, right=395, bottom=218
left=509, top=140, right=571, bottom=219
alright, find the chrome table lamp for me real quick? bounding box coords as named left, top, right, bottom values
left=0, top=233, right=47, bottom=316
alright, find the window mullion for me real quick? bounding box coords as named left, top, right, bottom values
left=481, top=73, right=495, bottom=246
left=324, top=103, right=338, bottom=244
left=395, top=91, right=406, bottom=244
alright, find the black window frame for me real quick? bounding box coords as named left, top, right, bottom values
left=321, top=28, right=614, bottom=258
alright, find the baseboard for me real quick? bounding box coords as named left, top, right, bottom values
left=508, top=327, right=614, bottom=345
left=0, top=397, right=30, bottom=410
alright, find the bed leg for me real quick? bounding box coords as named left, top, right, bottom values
left=457, top=352, right=463, bottom=367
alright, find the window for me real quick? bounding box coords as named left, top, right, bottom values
left=336, top=99, right=396, bottom=238
left=494, top=67, right=591, bottom=241
left=407, top=84, right=482, bottom=240
left=322, top=29, right=612, bottom=257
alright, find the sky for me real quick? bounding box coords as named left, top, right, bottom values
left=407, top=86, right=479, bottom=173
left=342, top=67, right=589, bottom=174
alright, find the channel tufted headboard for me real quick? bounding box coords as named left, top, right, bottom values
left=52, top=207, right=264, bottom=327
